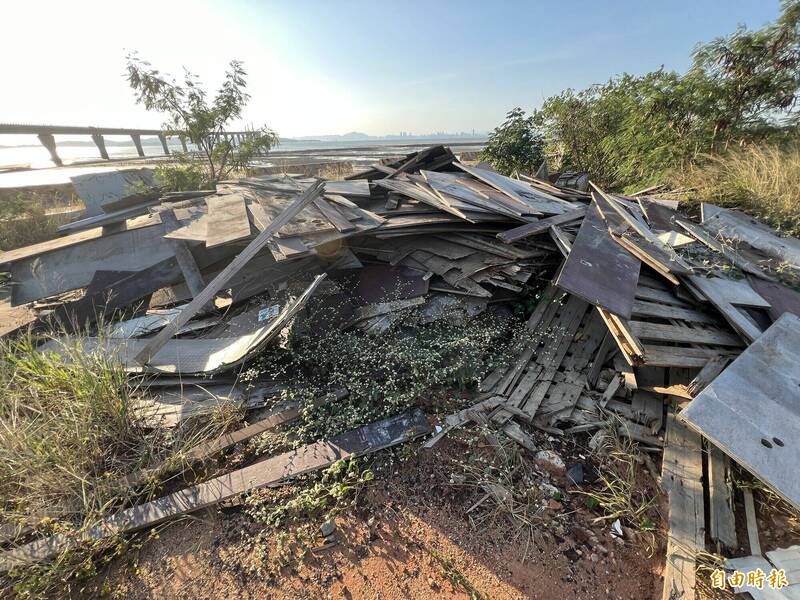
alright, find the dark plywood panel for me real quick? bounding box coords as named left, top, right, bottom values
left=747, top=275, right=800, bottom=322
left=555, top=202, right=641, bottom=318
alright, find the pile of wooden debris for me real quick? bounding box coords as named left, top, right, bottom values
left=2, top=145, right=800, bottom=598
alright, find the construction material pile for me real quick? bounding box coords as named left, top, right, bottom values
left=2, top=145, right=800, bottom=597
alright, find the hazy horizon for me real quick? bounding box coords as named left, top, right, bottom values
left=0, top=1, right=783, bottom=138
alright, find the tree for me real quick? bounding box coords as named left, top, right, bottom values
left=479, top=108, right=545, bottom=175
left=691, top=0, right=800, bottom=141
left=489, top=1, right=800, bottom=191
left=126, top=54, right=279, bottom=183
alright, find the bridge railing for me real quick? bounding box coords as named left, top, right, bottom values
left=0, top=124, right=257, bottom=167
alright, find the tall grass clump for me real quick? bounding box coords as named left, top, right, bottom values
left=676, top=143, right=800, bottom=237
left=0, top=332, right=208, bottom=597
left=0, top=194, right=59, bottom=251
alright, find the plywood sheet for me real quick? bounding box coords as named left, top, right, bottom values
left=682, top=313, right=800, bottom=510
left=205, top=194, right=252, bottom=247
left=11, top=224, right=174, bottom=305
left=555, top=202, right=641, bottom=318
left=71, top=168, right=155, bottom=218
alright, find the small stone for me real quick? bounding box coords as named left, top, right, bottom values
left=539, top=482, right=560, bottom=497
left=547, top=498, right=563, bottom=511
left=595, top=543, right=608, bottom=555
left=427, top=577, right=438, bottom=589
left=535, top=450, right=566, bottom=474
left=590, top=553, right=599, bottom=563
left=320, top=518, right=337, bottom=538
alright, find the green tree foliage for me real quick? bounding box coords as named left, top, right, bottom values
left=479, top=108, right=545, bottom=175
left=126, top=55, right=279, bottom=182
left=488, top=1, right=800, bottom=191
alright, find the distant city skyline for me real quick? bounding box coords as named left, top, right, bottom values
left=0, top=1, right=783, bottom=138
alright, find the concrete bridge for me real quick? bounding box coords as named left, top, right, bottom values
left=0, top=123, right=257, bottom=167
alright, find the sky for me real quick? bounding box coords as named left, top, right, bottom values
left=0, top=0, right=784, bottom=138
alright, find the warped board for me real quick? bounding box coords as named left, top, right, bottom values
left=70, top=168, right=155, bottom=218
left=0, top=213, right=158, bottom=266
left=682, top=313, right=800, bottom=510
left=0, top=409, right=430, bottom=571
left=555, top=202, right=641, bottom=318
left=11, top=224, right=175, bottom=305
left=702, top=203, right=800, bottom=268
left=455, top=163, right=572, bottom=215
left=42, top=277, right=323, bottom=374
left=324, top=180, right=370, bottom=197
left=205, top=194, right=252, bottom=247
left=497, top=207, right=586, bottom=243
left=419, top=170, right=496, bottom=209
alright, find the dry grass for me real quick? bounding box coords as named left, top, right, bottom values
left=675, top=143, right=800, bottom=237
left=0, top=197, right=62, bottom=252
left=578, top=422, right=659, bottom=531
left=0, top=330, right=237, bottom=598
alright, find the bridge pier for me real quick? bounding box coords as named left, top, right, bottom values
left=130, top=134, right=145, bottom=157
left=179, top=135, right=188, bottom=152
left=158, top=134, right=170, bottom=155
left=91, top=133, right=109, bottom=160
left=37, top=133, right=63, bottom=166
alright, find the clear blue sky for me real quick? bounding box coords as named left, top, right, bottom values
left=0, top=0, right=783, bottom=137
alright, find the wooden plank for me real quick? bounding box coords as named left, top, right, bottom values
left=686, top=356, right=731, bottom=396
left=612, top=233, right=682, bottom=284
left=597, top=307, right=645, bottom=364
left=555, top=202, right=641, bottom=318
left=701, top=203, right=800, bottom=269
left=743, top=487, right=762, bottom=556
left=661, top=413, right=704, bottom=600
left=134, top=182, right=325, bottom=364
left=592, top=183, right=693, bottom=271
left=550, top=225, right=573, bottom=257
left=629, top=321, right=742, bottom=346
left=323, top=180, right=370, bottom=197
left=631, top=299, right=717, bottom=324
left=682, top=313, right=800, bottom=510
left=766, top=546, right=800, bottom=585
left=122, top=390, right=343, bottom=489
left=635, top=285, right=693, bottom=308
left=0, top=410, right=430, bottom=571
left=707, top=443, right=737, bottom=551
left=205, top=194, right=252, bottom=248
left=10, top=223, right=174, bottom=306
left=497, top=206, right=587, bottom=243
left=0, top=215, right=159, bottom=267
left=674, top=217, right=773, bottom=280
left=313, top=197, right=356, bottom=232
left=455, top=162, right=560, bottom=214
left=692, top=276, right=770, bottom=308
left=686, top=275, right=763, bottom=343
left=642, top=345, right=728, bottom=368
left=587, top=332, right=615, bottom=388
left=159, top=209, right=208, bottom=300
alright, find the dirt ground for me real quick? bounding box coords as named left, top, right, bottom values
left=99, top=437, right=663, bottom=600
